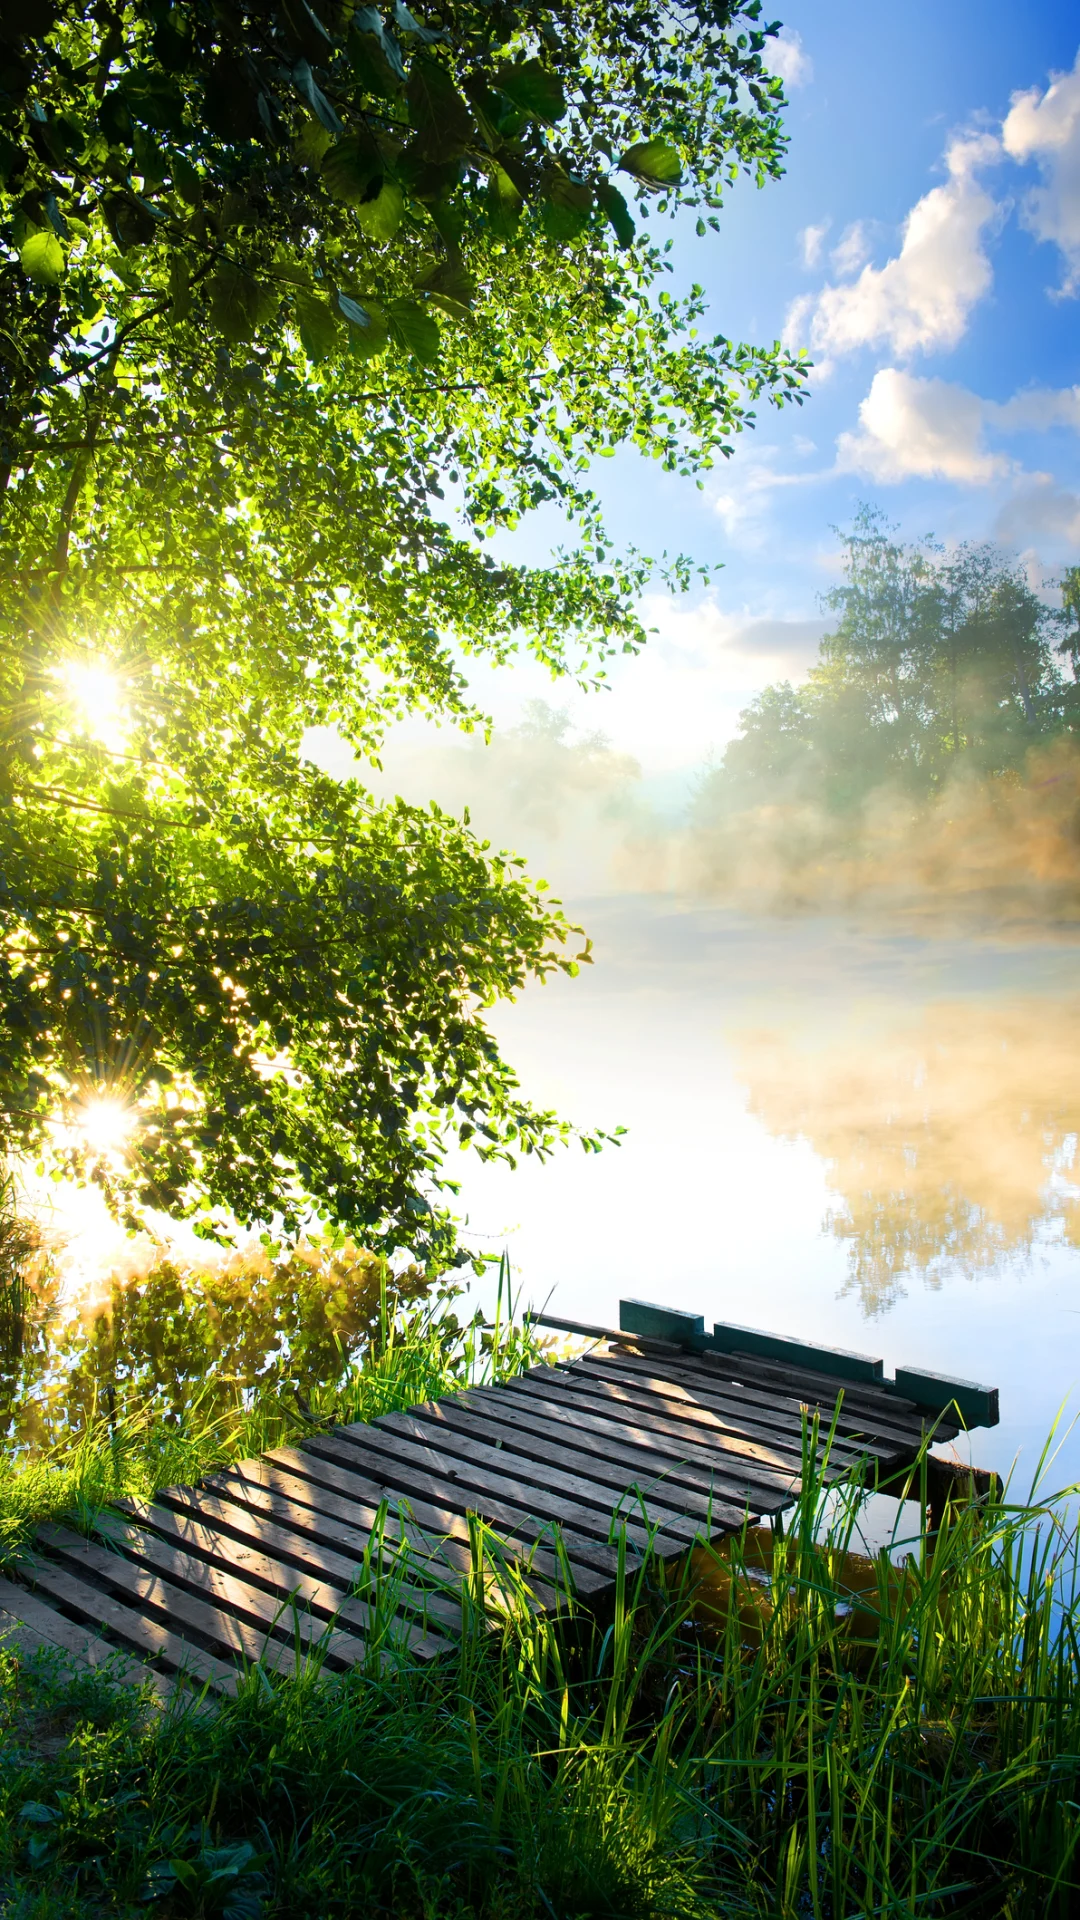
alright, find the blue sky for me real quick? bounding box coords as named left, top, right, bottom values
left=320, top=1, right=1080, bottom=826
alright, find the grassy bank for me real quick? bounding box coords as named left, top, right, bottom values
left=4, top=1439, right=1080, bottom=1917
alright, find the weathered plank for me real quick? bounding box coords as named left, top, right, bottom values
left=566, top=1355, right=921, bottom=1462
left=0, top=1573, right=175, bottom=1698
left=370, top=1408, right=713, bottom=1549
left=123, top=1490, right=455, bottom=1651
left=410, top=1397, right=752, bottom=1532
left=308, top=1428, right=634, bottom=1573
left=16, top=1554, right=240, bottom=1693
left=457, top=1382, right=791, bottom=1512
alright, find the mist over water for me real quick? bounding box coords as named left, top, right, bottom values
left=453, top=897, right=1080, bottom=1496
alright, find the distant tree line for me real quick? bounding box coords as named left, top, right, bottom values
left=702, top=510, right=1080, bottom=817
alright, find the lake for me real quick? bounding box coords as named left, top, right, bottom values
left=453, top=896, right=1080, bottom=1501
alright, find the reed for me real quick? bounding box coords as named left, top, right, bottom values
left=3, top=1420, right=1080, bottom=1917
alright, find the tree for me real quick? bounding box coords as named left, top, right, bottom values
left=1, top=2, right=806, bottom=1259
left=701, top=511, right=1069, bottom=820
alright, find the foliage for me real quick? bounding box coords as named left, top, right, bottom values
left=3, top=1436, right=1080, bottom=1915
left=0, top=1, right=807, bottom=1256
left=705, top=508, right=1073, bottom=817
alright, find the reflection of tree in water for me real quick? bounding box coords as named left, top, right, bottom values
left=735, top=999, right=1080, bottom=1314
left=2, top=1240, right=431, bottom=1451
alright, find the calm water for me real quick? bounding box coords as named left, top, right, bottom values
left=454, top=897, right=1080, bottom=1498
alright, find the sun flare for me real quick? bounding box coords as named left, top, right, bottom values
left=73, top=1094, right=136, bottom=1158
left=63, top=660, right=127, bottom=751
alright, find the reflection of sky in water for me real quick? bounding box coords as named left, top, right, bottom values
left=455, top=899, right=1080, bottom=1496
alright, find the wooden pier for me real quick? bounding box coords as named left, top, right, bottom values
left=0, top=1301, right=997, bottom=1696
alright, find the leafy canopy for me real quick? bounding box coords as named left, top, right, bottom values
left=0, top=0, right=806, bottom=1259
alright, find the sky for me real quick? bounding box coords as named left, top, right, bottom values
left=314, top=0, right=1080, bottom=827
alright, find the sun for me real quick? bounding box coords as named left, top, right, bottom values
left=62, top=660, right=127, bottom=752
left=73, top=1095, right=136, bottom=1158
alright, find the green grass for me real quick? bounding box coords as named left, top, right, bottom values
left=3, top=1431, right=1080, bottom=1917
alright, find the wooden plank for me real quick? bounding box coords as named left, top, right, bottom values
left=684, top=1350, right=948, bottom=1439
left=260, top=1442, right=612, bottom=1595
left=91, top=1507, right=383, bottom=1669
left=694, top=1347, right=923, bottom=1419
left=373, top=1408, right=717, bottom=1550
left=340, top=1413, right=703, bottom=1559
left=582, top=1349, right=928, bottom=1446
left=619, top=1300, right=707, bottom=1345
left=570, top=1355, right=921, bottom=1462
left=0, top=1574, right=174, bottom=1699
left=16, top=1555, right=240, bottom=1693
left=41, top=1526, right=308, bottom=1675
left=136, top=1489, right=455, bottom=1651
left=707, top=1319, right=885, bottom=1385
left=165, top=1474, right=466, bottom=1628
left=506, top=1371, right=833, bottom=1487
left=415, top=1397, right=752, bottom=1532
left=456, top=1383, right=793, bottom=1513
left=548, top=1363, right=901, bottom=1475
left=213, top=1454, right=481, bottom=1581
left=306, top=1429, right=635, bottom=1575
left=892, top=1367, right=998, bottom=1430
left=200, top=1469, right=562, bottom=1617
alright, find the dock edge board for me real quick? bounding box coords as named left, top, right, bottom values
left=617, top=1299, right=1000, bottom=1429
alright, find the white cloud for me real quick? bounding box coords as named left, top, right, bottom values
left=799, top=221, right=830, bottom=269
left=830, top=221, right=873, bottom=277
left=786, top=132, right=1004, bottom=359
left=765, top=28, right=813, bottom=89
left=837, top=368, right=1009, bottom=484
left=988, top=384, right=1080, bottom=431
left=834, top=365, right=1080, bottom=492
left=1003, top=48, right=1080, bottom=293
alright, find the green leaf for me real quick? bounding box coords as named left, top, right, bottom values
left=387, top=296, right=439, bottom=364
left=337, top=291, right=371, bottom=330
left=541, top=169, right=592, bottom=243
left=485, top=162, right=522, bottom=234
left=293, top=112, right=333, bottom=168
left=597, top=180, right=635, bottom=248
left=103, top=192, right=158, bottom=251
left=292, top=57, right=343, bottom=136
left=415, top=256, right=474, bottom=309
left=342, top=295, right=390, bottom=358
left=321, top=132, right=382, bottom=206
left=20, top=230, right=65, bottom=285
left=294, top=290, right=339, bottom=362
left=209, top=265, right=276, bottom=343
left=355, top=178, right=404, bottom=241
left=498, top=57, right=566, bottom=125
left=168, top=255, right=193, bottom=321
left=619, top=138, right=682, bottom=188
left=172, top=153, right=202, bottom=205
left=406, top=54, right=474, bottom=160
left=20, top=229, right=63, bottom=284
left=20, top=1803, right=57, bottom=1826
left=121, top=69, right=186, bottom=135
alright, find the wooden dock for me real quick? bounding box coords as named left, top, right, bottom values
left=1, top=1301, right=996, bottom=1696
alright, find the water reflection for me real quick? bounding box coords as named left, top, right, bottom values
left=1, top=1240, right=430, bottom=1451
left=735, top=997, right=1080, bottom=1314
